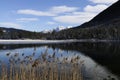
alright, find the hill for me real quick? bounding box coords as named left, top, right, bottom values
left=47, top=1, right=120, bottom=40
left=0, top=27, right=45, bottom=39
left=77, top=0, right=120, bottom=28
left=0, top=1, right=120, bottom=40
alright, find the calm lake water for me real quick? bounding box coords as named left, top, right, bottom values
left=0, top=42, right=120, bottom=80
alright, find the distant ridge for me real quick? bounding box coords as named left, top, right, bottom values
left=77, top=0, right=120, bottom=28
left=0, top=1, right=120, bottom=40
left=47, top=1, right=120, bottom=40
left=0, top=27, right=43, bottom=39
left=0, top=27, right=30, bottom=32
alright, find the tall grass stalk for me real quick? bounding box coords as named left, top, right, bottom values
left=0, top=51, right=84, bottom=80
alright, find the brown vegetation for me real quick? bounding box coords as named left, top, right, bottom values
left=0, top=50, right=84, bottom=80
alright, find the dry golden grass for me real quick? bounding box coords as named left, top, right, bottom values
left=0, top=50, right=84, bottom=80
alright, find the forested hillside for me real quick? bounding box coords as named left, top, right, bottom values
left=46, top=1, right=120, bottom=40
left=0, top=27, right=46, bottom=39
left=0, top=1, right=120, bottom=40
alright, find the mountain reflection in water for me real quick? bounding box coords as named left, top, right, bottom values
left=0, top=42, right=120, bottom=80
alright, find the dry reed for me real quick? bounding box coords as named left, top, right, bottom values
left=0, top=50, right=84, bottom=80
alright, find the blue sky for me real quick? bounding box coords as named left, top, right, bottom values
left=0, top=0, right=118, bottom=32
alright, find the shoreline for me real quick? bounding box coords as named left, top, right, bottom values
left=0, top=39, right=79, bottom=44
left=0, top=39, right=119, bottom=44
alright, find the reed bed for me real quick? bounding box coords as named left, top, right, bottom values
left=0, top=50, right=84, bottom=80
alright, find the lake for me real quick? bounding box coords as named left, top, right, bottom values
left=0, top=42, right=120, bottom=80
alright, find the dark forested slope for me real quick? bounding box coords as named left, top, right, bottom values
left=0, top=27, right=45, bottom=39
left=47, top=1, right=120, bottom=40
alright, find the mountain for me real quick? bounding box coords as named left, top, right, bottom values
left=0, top=27, right=44, bottom=39
left=0, top=1, right=120, bottom=40
left=41, top=26, right=65, bottom=33
left=42, top=26, right=72, bottom=34
left=46, top=1, right=120, bottom=40
left=54, top=26, right=72, bottom=32
left=54, top=26, right=66, bottom=32
left=42, top=29, right=52, bottom=33
left=77, top=0, right=120, bottom=28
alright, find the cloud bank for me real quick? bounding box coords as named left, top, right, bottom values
left=16, top=0, right=118, bottom=25
left=16, top=18, right=39, bottom=22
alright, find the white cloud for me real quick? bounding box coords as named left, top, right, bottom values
left=16, top=2, right=116, bottom=25
left=0, top=22, right=21, bottom=28
left=53, top=3, right=112, bottom=24
left=17, top=6, right=78, bottom=16
left=50, top=6, right=78, bottom=14
left=17, top=9, right=55, bottom=16
left=53, top=12, right=96, bottom=24
left=89, top=0, right=118, bottom=4
left=84, top=5, right=108, bottom=13
left=16, top=18, right=39, bottom=22
left=47, top=21, right=56, bottom=25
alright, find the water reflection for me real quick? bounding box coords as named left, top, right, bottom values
left=0, top=42, right=120, bottom=80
